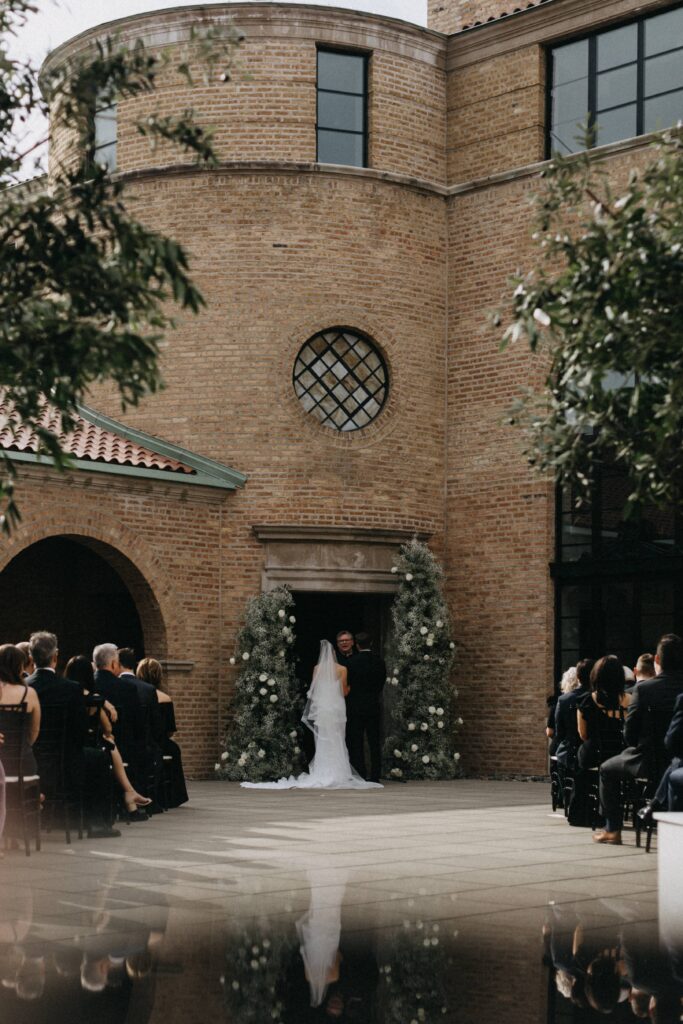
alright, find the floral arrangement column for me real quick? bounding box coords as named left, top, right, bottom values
left=384, top=539, right=462, bottom=780
left=216, top=586, right=304, bottom=781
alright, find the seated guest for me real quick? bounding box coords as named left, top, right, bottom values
left=595, top=633, right=683, bottom=845
left=577, top=656, right=629, bottom=770
left=137, top=658, right=188, bottom=807
left=634, top=653, right=656, bottom=682
left=555, top=659, right=594, bottom=769
left=15, top=643, right=34, bottom=679
left=0, top=644, right=40, bottom=777
left=118, top=649, right=156, bottom=707
left=92, top=643, right=142, bottom=774
left=28, top=632, right=119, bottom=838
left=65, top=656, right=151, bottom=818
left=566, top=657, right=626, bottom=829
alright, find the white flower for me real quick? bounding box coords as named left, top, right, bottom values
left=279, top=650, right=285, bottom=657
left=259, top=673, right=268, bottom=682
left=457, top=717, right=464, bottom=726
left=390, top=767, right=403, bottom=777
left=278, top=609, right=286, bottom=619
left=454, top=752, right=460, bottom=761
left=411, top=744, right=418, bottom=752
left=422, top=755, right=430, bottom=764
left=420, top=722, right=428, bottom=731
left=405, top=573, right=413, bottom=581
left=391, top=565, right=398, bottom=573
left=393, top=748, right=402, bottom=758
left=242, top=652, right=250, bottom=661
left=250, top=959, right=259, bottom=970
left=428, top=705, right=436, bottom=714
left=269, top=694, right=278, bottom=703
left=282, top=627, right=289, bottom=636
left=391, top=677, right=398, bottom=686
left=294, top=746, right=300, bottom=754
left=257, top=749, right=265, bottom=759
left=259, top=687, right=267, bottom=696
left=436, top=619, right=443, bottom=628
left=449, top=642, right=455, bottom=650
left=408, top=722, right=416, bottom=731
left=426, top=638, right=434, bottom=647
left=423, top=655, right=430, bottom=661
left=221, top=751, right=229, bottom=761
left=229, top=656, right=236, bottom=665
left=238, top=756, right=246, bottom=766
left=533, top=307, right=550, bottom=327
left=289, top=730, right=298, bottom=739
left=436, top=707, right=444, bottom=716
left=437, top=721, right=444, bottom=729
left=214, top=763, right=221, bottom=771
left=268, top=678, right=276, bottom=687
left=420, top=626, right=428, bottom=636
left=231, top=980, right=240, bottom=991
left=289, top=615, right=296, bottom=624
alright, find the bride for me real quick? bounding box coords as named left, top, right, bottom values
left=241, top=640, right=382, bottom=790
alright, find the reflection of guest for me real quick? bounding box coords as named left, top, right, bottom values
left=345, top=633, right=386, bottom=783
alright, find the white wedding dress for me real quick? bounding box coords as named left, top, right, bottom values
left=241, top=640, right=382, bottom=790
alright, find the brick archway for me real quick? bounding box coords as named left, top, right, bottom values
left=0, top=518, right=181, bottom=659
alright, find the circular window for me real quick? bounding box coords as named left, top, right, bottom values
left=292, top=328, right=389, bottom=432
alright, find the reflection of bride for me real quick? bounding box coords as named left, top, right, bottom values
left=297, top=869, right=348, bottom=1008
left=241, top=640, right=382, bottom=790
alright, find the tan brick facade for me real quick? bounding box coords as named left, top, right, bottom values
left=20, top=0, right=671, bottom=777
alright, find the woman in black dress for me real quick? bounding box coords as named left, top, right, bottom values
left=0, top=644, right=41, bottom=778
left=566, top=656, right=628, bottom=827
left=136, top=658, right=188, bottom=807
left=577, top=656, right=629, bottom=769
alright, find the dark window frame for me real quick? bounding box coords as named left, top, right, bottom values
left=292, top=326, right=389, bottom=433
left=546, top=1, right=683, bottom=157
left=316, top=46, right=369, bottom=168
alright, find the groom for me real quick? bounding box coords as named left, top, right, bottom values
left=344, top=631, right=386, bottom=783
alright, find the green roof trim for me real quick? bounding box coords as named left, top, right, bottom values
left=4, top=404, right=247, bottom=492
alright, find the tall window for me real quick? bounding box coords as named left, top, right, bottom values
left=94, top=97, right=117, bottom=172
left=316, top=49, right=368, bottom=167
left=553, top=470, right=683, bottom=677
left=548, top=4, right=683, bottom=155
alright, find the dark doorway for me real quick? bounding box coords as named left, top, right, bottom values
left=0, top=537, right=144, bottom=668
left=292, top=591, right=393, bottom=762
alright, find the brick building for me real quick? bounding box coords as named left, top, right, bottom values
left=5, top=0, right=682, bottom=776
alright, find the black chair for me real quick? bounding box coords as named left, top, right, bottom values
left=32, top=704, right=84, bottom=845
left=0, top=705, right=41, bottom=856
left=549, top=756, right=563, bottom=812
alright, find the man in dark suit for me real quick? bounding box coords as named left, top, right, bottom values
left=345, top=632, right=386, bottom=782
left=93, top=643, right=143, bottom=784
left=117, top=648, right=155, bottom=706
left=28, top=631, right=118, bottom=838
left=595, top=633, right=683, bottom=844
left=118, top=646, right=163, bottom=810
left=648, top=691, right=683, bottom=813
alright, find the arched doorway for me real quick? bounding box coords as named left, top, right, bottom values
left=0, top=535, right=165, bottom=667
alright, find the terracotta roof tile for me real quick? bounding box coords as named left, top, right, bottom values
left=0, top=397, right=195, bottom=476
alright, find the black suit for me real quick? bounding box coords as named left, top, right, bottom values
left=94, top=668, right=143, bottom=783
left=120, top=671, right=157, bottom=709
left=345, top=649, right=386, bottom=782
left=599, top=670, right=683, bottom=830
left=554, top=685, right=589, bottom=766
left=654, top=691, right=683, bottom=810
left=29, top=668, right=113, bottom=826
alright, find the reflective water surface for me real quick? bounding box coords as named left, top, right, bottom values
left=0, top=782, right=679, bottom=1023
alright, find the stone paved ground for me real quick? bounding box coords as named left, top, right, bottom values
left=0, top=781, right=660, bottom=1023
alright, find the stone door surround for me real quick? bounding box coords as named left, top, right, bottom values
left=253, top=525, right=431, bottom=593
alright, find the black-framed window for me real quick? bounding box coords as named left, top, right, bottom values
left=316, top=48, right=368, bottom=167
left=552, top=469, right=683, bottom=679
left=94, top=97, right=117, bottom=172
left=292, top=327, right=388, bottom=432
left=548, top=3, right=683, bottom=155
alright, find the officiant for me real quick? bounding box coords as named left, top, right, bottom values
left=345, top=632, right=386, bottom=783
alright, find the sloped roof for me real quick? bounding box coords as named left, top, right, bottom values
left=0, top=398, right=246, bottom=491
left=459, top=0, right=555, bottom=32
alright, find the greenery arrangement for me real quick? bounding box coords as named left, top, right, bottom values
left=216, top=586, right=305, bottom=782
left=383, top=539, right=461, bottom=781
left=222, top=922, right=295, bottom=1024
left=499, top=128, right=683, bottom=514
left=0, top=0, right=241, bottom=531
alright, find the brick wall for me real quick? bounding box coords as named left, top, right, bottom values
left=429, top=0, right=546, bottom=34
